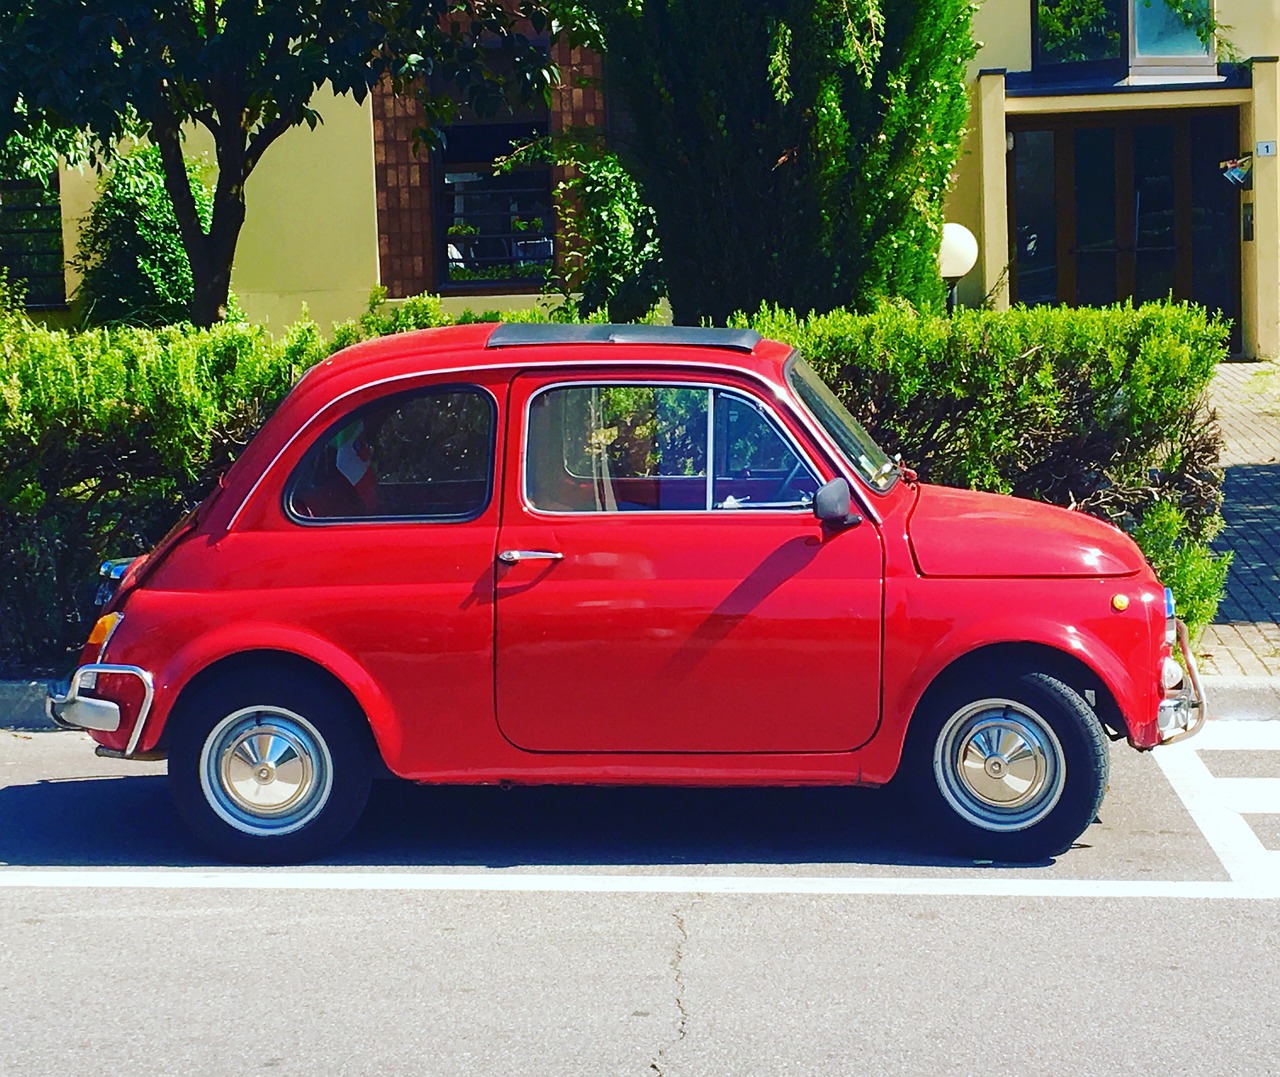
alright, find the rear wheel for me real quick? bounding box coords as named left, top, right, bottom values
left=169, top=671, right=373, bottom=863
left=909, top=671, right=1109, bottom=861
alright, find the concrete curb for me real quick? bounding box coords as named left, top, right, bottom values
left=0, top=680, right=53, bottom=731
left=1, top=674, right=1275, bottom=734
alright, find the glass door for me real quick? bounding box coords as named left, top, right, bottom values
left=1009, top=108, right=1240, bottom=348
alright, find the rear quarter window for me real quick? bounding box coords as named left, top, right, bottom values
left=286, top=386, right=496, bottom=522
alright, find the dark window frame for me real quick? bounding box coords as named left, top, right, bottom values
left=0, top=174, right=67, bottom=309
left=283, top=384, right=499, bottom=526
left=431, top=41, right=556, bottom=295
left=436, top=149, right=555, bottom=293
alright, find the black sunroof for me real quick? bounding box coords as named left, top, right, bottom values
left=486, top=323, right=762, bottom=352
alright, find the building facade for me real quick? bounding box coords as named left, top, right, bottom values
left=6, top=3, right=1279, bottom=355
left=952, top=0, right=1280, bottom=357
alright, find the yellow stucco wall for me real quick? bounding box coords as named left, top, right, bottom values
left=227, top=87, right=380, bottom=330
left=56, top=86, right=381, bottom=330
left=1224, top=1, right=1280, bottom=56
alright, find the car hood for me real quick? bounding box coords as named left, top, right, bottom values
left=907, top=483, right=1145, bottom=578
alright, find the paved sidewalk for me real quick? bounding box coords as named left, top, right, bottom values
left=1199, top=361, right=1280, bottom=677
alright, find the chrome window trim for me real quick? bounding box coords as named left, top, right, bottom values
left=227, top=358, right=882, bottom=530
left=520, top=378, right=824, bottom=518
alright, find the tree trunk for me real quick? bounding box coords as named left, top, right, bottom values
left=187, top=204, right=244, bottom=327
left=152, top=121, right=247, bottom=327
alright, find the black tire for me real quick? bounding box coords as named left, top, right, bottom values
left=169, top=670, right=374, bottom=864
left=905, top=670, right=1109, bottom=862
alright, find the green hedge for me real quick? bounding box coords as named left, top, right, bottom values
left=0, top=284, right=1231, bottom=672
left=741, top=301, right=1231, bottom=638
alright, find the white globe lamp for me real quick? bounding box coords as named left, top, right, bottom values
left=939, top=222, right=979, bottom=314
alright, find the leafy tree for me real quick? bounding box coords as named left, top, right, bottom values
left=568, top=0, right=975, bottom=325
left=0, top=1, right=553, bottom=326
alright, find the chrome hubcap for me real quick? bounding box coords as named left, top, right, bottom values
left=200, top=707, right=334, bottom=837
left=934, top=698, right=1065, bottom=832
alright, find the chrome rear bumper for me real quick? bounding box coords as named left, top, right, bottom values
left=1157, top=619, right=1207, bottom=744
left=46, top=664, right=154, bottom=753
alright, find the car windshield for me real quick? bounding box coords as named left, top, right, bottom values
left=785, top=355, right=898, bottom=492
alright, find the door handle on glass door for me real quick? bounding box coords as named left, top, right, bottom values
left=498, top=550, right=564, bottom=564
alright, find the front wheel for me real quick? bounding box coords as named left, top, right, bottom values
left=169, top=672, right=374, bottom=864
left=910, top=671, right=1109, bottom=862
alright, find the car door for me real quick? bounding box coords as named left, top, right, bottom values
left=494, top=370, right=884, bottom=754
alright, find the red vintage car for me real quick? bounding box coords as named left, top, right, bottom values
left=47, top=323, right=1205, bottom=863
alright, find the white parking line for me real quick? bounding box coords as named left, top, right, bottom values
left=1154, top=720, right=1280, bottom=889
left=0, top=869, right=1268, bottom=899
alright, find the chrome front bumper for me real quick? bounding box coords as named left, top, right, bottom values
left=46, top=664, right=155, bottom=755
left=1156, top=619, right=1207, bottom=744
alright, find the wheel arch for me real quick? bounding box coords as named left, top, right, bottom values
left=154, top=648, right=394, bottom=770
left=912, top=642, right=1127, bottom=742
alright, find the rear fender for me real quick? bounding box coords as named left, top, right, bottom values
left=143, top=623, right=399, bottom=763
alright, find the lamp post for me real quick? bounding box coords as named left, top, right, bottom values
left=939, top=222, right=979, bottom=315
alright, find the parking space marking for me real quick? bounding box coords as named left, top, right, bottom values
left=0, top=869, right=1266, bottom=899
left=1155, top=720, right=1280, bottom=888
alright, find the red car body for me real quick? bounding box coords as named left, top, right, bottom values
left=49, top=323, right=1205, bottom=862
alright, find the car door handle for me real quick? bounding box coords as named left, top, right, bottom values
left=498, top=549, right=564, bottom=564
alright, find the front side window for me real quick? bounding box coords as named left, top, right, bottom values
left=288, top=387, right=494, bottom=521
left=785, top=357, right=897, bottom=492
left=525, top=384, right=818, bottom=513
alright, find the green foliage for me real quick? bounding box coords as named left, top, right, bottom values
left=578, top=0, right=974, bottom=325
left=502, top=134, right=664, bottom=322
left=0, top=305, right=306, bottom=671
left=1132, top=502, right=1230, bottom=642
left=0, top=293, right=1231, bottom=668
left=74, top=146, right=214, bottom=327
left=1037, top=0, right=1124, bottom=62
left=741, top=298, right=1232, bottom=635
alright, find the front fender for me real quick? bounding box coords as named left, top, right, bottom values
left=863, top=576, right=1163, bottom=783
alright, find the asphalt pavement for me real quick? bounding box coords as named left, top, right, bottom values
left=2, top=689, right=1279, bottom=1075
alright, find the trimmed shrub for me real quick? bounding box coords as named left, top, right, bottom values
left=741, top=299, right=1232, bottom=632
left=0, top=300, right=306, bottom=672
left=0, top=290, right=1231, bottom=672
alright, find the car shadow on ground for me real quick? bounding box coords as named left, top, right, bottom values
left=0, top=773, right=1053, bottom=870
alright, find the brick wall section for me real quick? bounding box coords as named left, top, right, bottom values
left=551, top=44, right=605, bottom=132
left=549, top=44, right=605, bottom=281
left=372, top=81, right=436, bottom=298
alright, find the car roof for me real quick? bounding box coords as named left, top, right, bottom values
left=302, top=321, right=789, bottom=378
left=485, top=323, right=764, bottom=351
left=205, top=322, right=805, bottom=534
